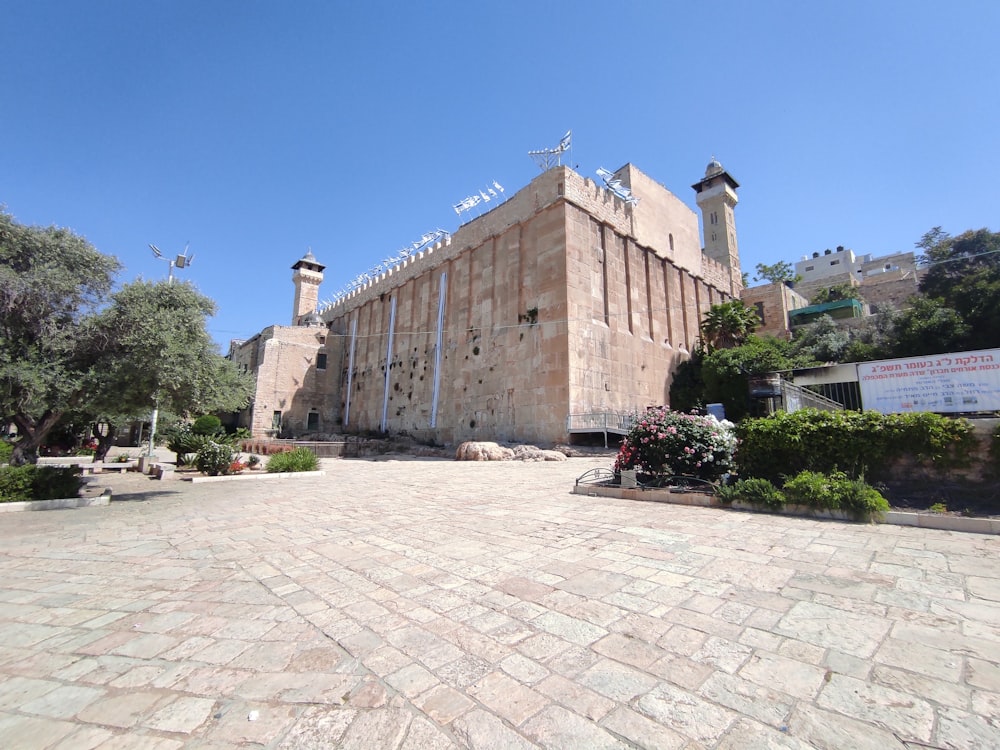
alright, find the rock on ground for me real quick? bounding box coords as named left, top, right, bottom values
left=455, top=442, right=567, bottom=462
left=455, top=442, right=515, bottom=461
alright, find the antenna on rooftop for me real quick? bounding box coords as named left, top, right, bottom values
left=528, top=130, right=572, bottom=172
left=149, top=242, right=195, bottom=283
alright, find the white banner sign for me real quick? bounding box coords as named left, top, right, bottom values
left=857, top=348, right=1000, bottom=414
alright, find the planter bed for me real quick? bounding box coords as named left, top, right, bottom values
left=572, top=482, right=1000, bottom=535
left=0, top=490, right=112, bottom=513
left=183, top=470, right=325, bottom=484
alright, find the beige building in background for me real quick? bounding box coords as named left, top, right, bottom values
left=229, top=160, right=744, bottom=444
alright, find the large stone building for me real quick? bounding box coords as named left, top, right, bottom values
left=229, top=160, right=743, bottom=444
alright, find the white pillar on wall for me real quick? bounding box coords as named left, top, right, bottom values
left=431, top=272, right=447, bottom=428
left=344, top=316, right=357, bottom=427
left=380, top=296, right=397, bottom=432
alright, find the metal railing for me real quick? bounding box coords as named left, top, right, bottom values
left=566, top=412, right=638, bottom=447
left=779, top=381, right=845, bottom=413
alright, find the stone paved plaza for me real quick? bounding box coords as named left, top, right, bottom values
left=0, top=456, right=998, bottom=749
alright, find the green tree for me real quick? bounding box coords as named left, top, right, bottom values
left=1, top=211, right=253, bottom=464
left=0, top=210, right=121, bottom=464
left=790, top=315, right=852, bottom=362
left=918, top=227, right=1000, bottom=350
left=700, top=335, right=813, bottom=421
left=668, top=348, right=706, bottom=413
left=810, top=283, right=862, bottom=305
left=699, top=301, right=760, bottom=351
left=78, top=281, right=254, bottom=456
left=884, top=296, right=971, bottom=359
left=753, top=261, right=801, bottom=286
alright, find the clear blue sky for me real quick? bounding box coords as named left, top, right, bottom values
left=4, top=1, right=998, bottom=348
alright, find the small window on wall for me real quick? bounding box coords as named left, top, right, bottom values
left=316, top=353, right=327, bottom=370
left=271, top=411, right=282, bottom=431
left=754, top=302, right=766, bottom=325
left=805, top=265, right=815, bottom=272
left=830, top=259, right=840, bottom=266
left=307, top=412, right=319, bottom=431
left=668, top=233, right=674, bottom=252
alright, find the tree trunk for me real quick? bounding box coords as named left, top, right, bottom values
left=92, top=422, right=118, bottom=462
left=10, top=411, right=63, bottom=465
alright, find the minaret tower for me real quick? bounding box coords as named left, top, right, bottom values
left=692, top=158, right=742, bottom=295
left=291, top=251, right=325, bottom=324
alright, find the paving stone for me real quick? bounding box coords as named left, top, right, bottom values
left=20, top=683, right=107, bottom=719
left=690, top=636, right=753, bottom=674
left=521, top=704, right=632, bottom=749
left=0, top=676, right=62, bottom=710
left=386, top=662, right=439, bottom=698
left=739, top=651, right=828, bottom=698
left=816, top=673, right=934, bottom=742
left=874, top=637, right=964, bottom=682
left=451, top=708, right=538, bottom=749
left=698, top=672, right=795, bottom=727
left=399, top=715, right=459, bottom=750
left=74, top=689, right=166, bottom=729
left=468, top=670, right=548, bottom=726
left=599, top=706, right=688, bottom=749
left=144, top=696, right=217, bottom=733
left=578, top=658, right=660, bottom=702
left=786, top=704, right=905, bottom=749
left=871, top=665, right=971, bottom=711
left=637, top=682, right=736, bottom=744
left=414, top=683, right=475, bottom=725
left=531, top=611, right=607, bottom=646
left=775, top=601, right=891, bottom=658
left=50, top=724, right=117, bottom=750
left=714, top=718, right=814, bottom=749
left=0, top=713, right=77, bottom=748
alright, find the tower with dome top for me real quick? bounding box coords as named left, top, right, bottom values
left=692, top=158, right=741, bottom=291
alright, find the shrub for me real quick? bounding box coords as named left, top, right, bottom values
left=194, top=441, right=235, bottom=476
left=246, top=454, right=260, bottom=469
left=0, top=441, right=13, bottom=464
left=614, top=408, right=736, bottom=483
left=192, top=415, right=223, bottom=436
left=735, top=409, right=977, bottom=483
left=162, top=425, right=211, bottom=465
left=266, top=447, right=318, bottom=473
left=0, top=466, right=84, bottom=503
left=717, top=477, right=785, bottom=509
left=782, top=470, right=888, bottom=519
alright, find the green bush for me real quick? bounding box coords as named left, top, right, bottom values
left=614, top=408, right=737, bottom=483
left=194, top=441, right=235, bottom=476
left=0, top=441, right=13, bottom=464
left=162, top=425, right=211, bottom=465
left=0, top=466, right=84, bottom=503
left=782, top=470, right=888, bottom=519
left=717, top=477, right=785, bottom=509
left=266, top=447, right=318, bottom=473
left=735, top=409, right=977, bottom=484
left=192, top=415, right=223, bottom=436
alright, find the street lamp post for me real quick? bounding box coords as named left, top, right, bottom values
left=145, top=243, right=196, bottom=458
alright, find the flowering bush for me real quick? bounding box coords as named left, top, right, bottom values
left=194, top=441, right=236, bottom=476
left=614, top=407, right=737, bottom=482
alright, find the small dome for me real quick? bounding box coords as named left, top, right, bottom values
left=705, top=158, right=724, bottom=177
left=299, top=311, right=325, bottom=328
